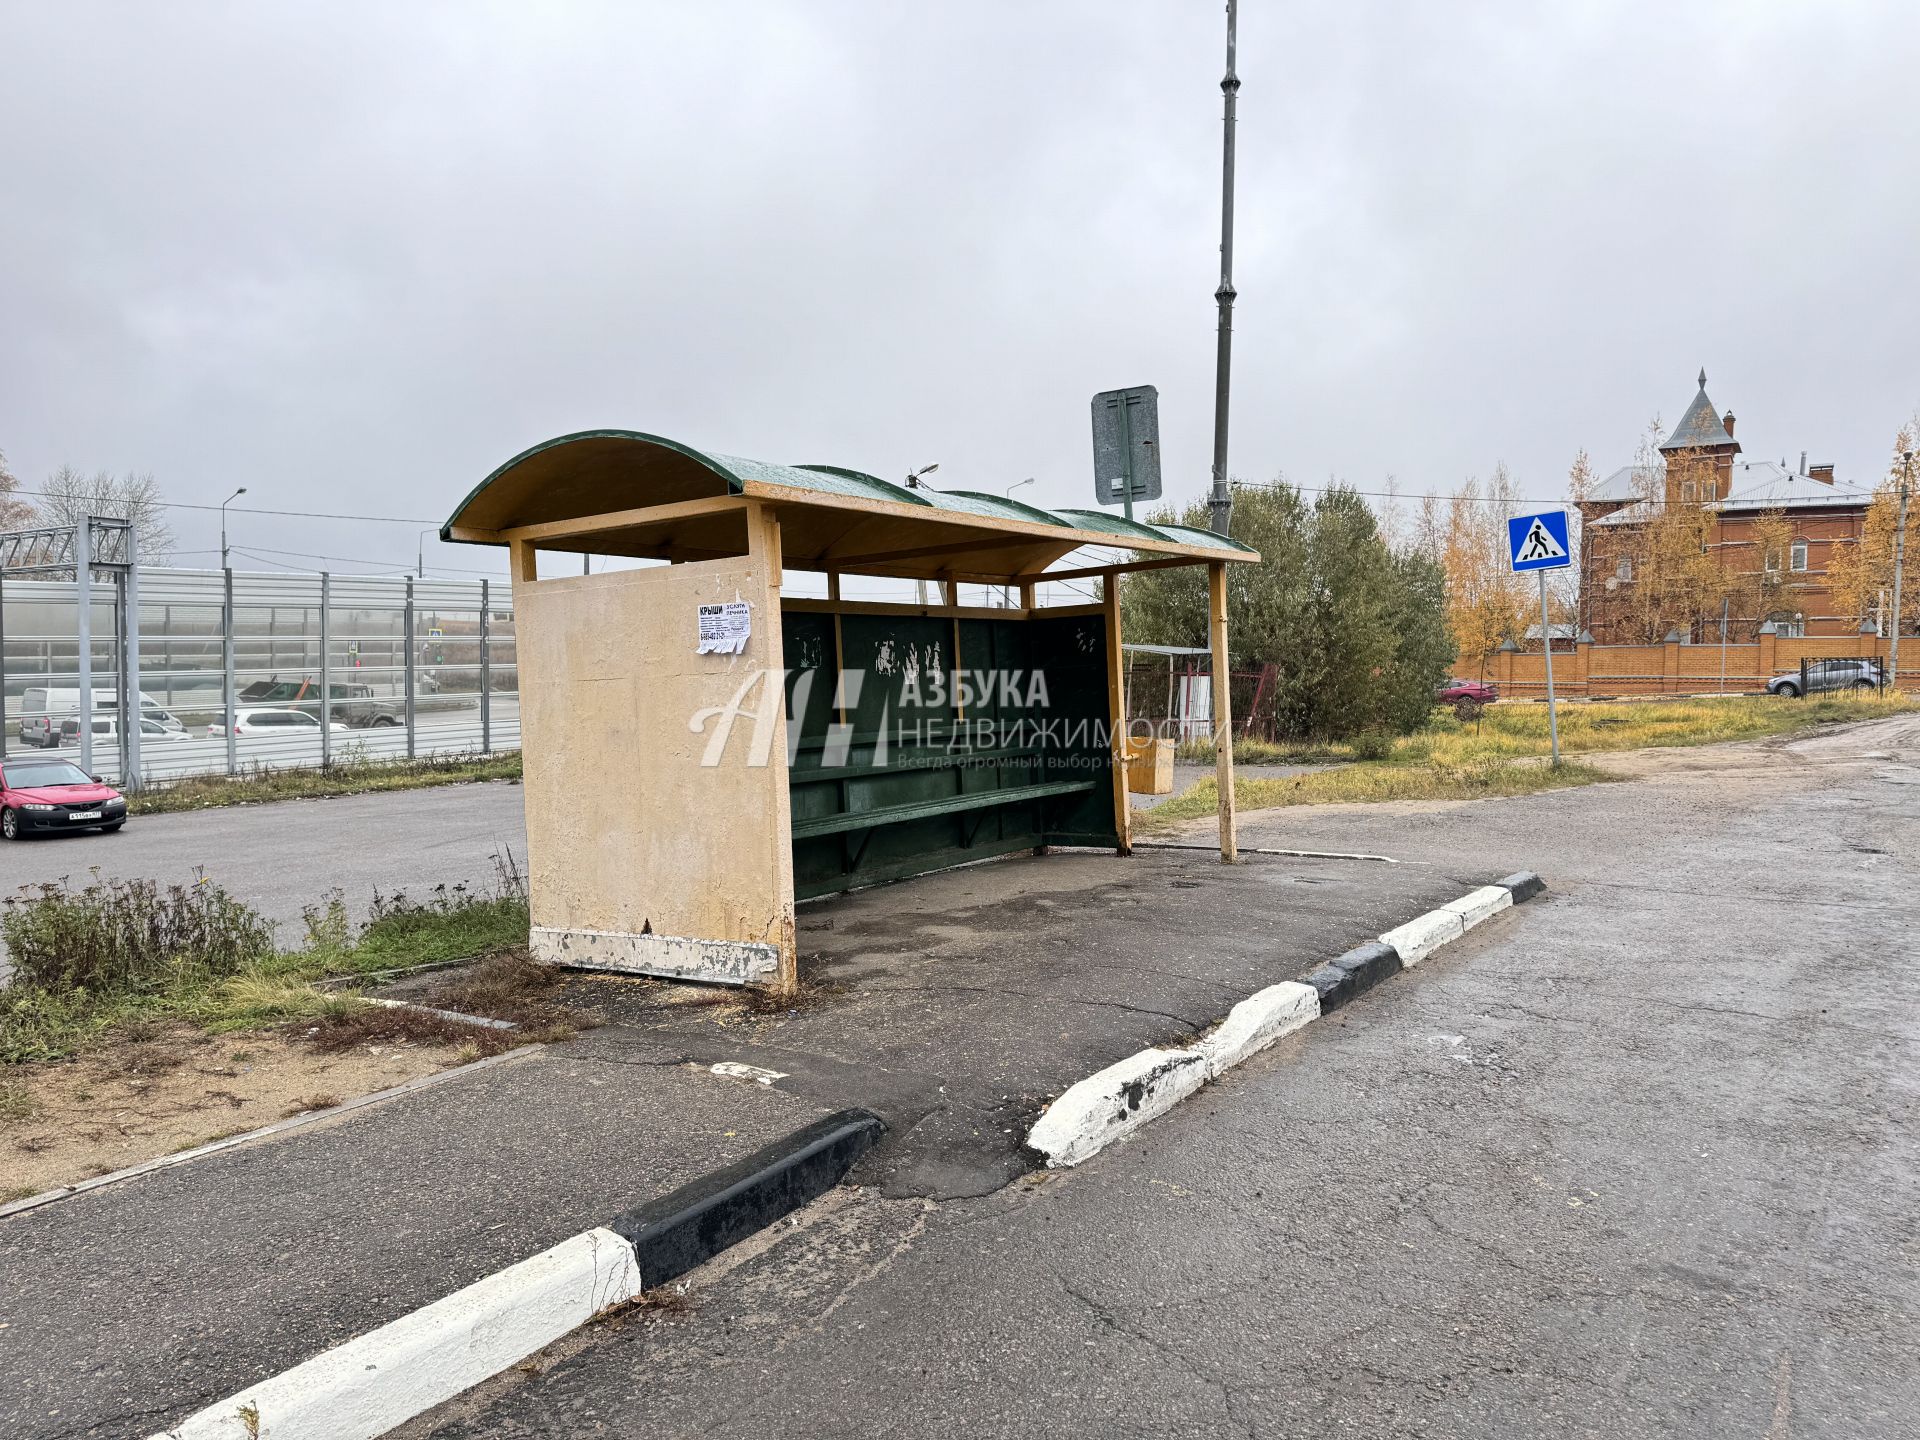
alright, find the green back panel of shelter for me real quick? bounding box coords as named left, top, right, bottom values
left=784, top=608, right=1118, bottom=900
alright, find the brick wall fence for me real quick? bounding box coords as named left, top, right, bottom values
left=1473, top=633, right=1913, bottom=699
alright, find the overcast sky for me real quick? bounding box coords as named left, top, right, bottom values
left=1, top=0, right=1916, bottom=578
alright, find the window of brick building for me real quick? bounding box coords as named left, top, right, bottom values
left=1790, top=540, right=1809, bottom=572
left=1681, top=480, right=1696, bottom=502
left=1616, top=556, right=1632, bottom=581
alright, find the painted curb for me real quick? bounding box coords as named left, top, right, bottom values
left=1442, top=884, right=1514, bottom=929
left=1193, top=981, right=1320, bottom=1076
left=1027, top=1048, right=1211, bottom=1168
left=149, top=1107, right=885, bottom=1440
left=1028, top=874, right=1546, bottom=1168
left=610, top=1108, right=886, bottom=1287
left=1498, top=870, right=1546, bottom=903
left=1378, top=908, right=1465, bottom=967
left=157, top=1228, right=642, bottom=1440
left=1305, top=940, right=1402, bottom=1015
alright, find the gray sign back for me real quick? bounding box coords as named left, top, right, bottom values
left=1091, top=385, right=1162, bottom=507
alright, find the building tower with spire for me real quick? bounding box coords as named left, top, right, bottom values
left=1658, top=369, right=1741, bottom=504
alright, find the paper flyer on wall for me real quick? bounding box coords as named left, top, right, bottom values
left=696, top=601, right=752, bottom=655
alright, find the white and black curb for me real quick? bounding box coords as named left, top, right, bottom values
left=1026, top=872, right=1545, bottom=1168
left=154, top=1108, right=884, bottom=1440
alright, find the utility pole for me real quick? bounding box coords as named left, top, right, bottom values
left=1892, top=450, right=1912, bottom=692
left=220, top=487, right=247, bottom=569
left=1207, top=0, right=1239, bottom=537
left=905, top=464, right=939, bottom=606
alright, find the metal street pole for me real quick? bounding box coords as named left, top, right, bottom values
left=320, top=571, right=333, bottom=770
left=75, top=520, right=92, bottom=776
left=220, top=487, right=247, bottom=569
left=479, top=578, right=492, bottom=754
left=223, top=563, right=237, bottom=775
left=1207, top=0, right=1240, bottom=537
left=1539, top=570, right=1560, bottom=767
left=124, top=528, right=142, bottom=791
left=1891, top=451, right=1911, bottom=692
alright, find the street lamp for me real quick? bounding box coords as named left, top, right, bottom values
left=418, top=528, right=436, bottom=579
left=906, top=465, right=940, bottom=604
left=1001, top=480, right=1036, bottom=606
left=220, top=487, right=247, bottom=569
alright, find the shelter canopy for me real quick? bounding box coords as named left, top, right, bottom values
left=442, top=430, right=1257, bottom=583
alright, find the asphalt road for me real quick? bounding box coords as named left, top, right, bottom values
left=0, top=780, right=530, bottom=945
left=401, top=715, right=1920, bottom=1438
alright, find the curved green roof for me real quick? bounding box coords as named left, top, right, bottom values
left=443, top=429, right=1255, bottom=563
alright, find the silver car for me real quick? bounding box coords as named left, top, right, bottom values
left=1766, top=658, right=1885, bottom=697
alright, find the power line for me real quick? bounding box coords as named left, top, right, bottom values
left=8, top=484, right=443, bottom=526
left=236, top=542, right=505, bottom=576
left=1228, top=478, right=1569, bottom=506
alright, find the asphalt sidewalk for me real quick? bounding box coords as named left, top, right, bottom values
left=1, top=838, right=1478, bottom=1439
left=0, top=1048, right=835, bottom=1439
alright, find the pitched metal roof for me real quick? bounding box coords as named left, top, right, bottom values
left=1586, top=463, right=1660, bottom=503
left=1711, top=460, right=1872, bottom=513
left=1660, top=371, right=1740, bottom=452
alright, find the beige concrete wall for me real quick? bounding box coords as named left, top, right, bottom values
left=516, top=552, right=794, bottom=984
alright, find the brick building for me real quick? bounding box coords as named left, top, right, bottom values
left=1578, top=371, right=1873, bottom=642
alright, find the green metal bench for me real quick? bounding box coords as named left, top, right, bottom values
left=788, top=778, right=1100, bottom=842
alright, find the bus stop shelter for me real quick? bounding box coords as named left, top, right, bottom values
left=443, top=431, right=1258, bottom=990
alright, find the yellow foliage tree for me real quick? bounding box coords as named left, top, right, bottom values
left=1827, top=417, right=1919, bottom=635
left=1435, top=464, right=1533, bottom=676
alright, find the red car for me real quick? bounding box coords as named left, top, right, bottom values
left=1436, top=678, right=1498, bottom=705
left=0, top=755, right=128, bottom=840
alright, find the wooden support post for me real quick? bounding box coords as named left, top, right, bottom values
left=941, top=577, right=958, bottom=608
left=745, top=501, right=799, bottom=993
left=509, top=538, right=538, bottom=585
left=1208, top=562, right=1237, bottom=862
left=1019, top=579, right=1036, bottom=612
left=1103, top=572, right=1133, bottom=855
left=826, top=572, right=841, bottom=601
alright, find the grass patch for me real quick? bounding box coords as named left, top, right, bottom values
left=305, top=1004, right=517, bottom=1057
left=1140, top=692, right=1910, bottom=831
left=1, top=851, right=533, bottom=1063
left=1140, top=757, right=1610, bottom=828
left=128, top=750, right=522, bottom=817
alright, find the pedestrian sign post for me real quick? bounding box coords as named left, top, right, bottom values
left=1507, top=511, right=1571, bottom=572
left=1507, top=509, right=1572, bottom=767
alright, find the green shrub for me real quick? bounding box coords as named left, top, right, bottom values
left=0, top=875, right=275, bottom=996
left=1351, top=729, right=1394, bottom=761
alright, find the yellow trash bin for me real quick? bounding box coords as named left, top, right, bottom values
left=1123, top=737, right=1175, bottom=795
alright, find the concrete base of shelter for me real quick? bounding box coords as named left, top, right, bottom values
left=532, top=926, right=780, bottom=986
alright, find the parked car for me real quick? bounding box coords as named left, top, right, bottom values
left=239, top=678, right=404, bottom=728
left=17, top=687, right=184, bottom=747
left=0, top=756, right=127, bottom=839
left=1436, top=678, right=1499, bottom=705
left=1765, top=659, right=1884, bottom=698
left=206, top=707, right=351, bottom=737
left=58, top=716, right=194, bottom=746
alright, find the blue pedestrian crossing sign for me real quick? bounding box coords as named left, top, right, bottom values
left=1507, top=510, right=1572, bottom=573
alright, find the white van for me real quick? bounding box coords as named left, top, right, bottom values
left=17, top=689, right=185, bottom=748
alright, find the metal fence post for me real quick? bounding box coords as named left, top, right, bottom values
left=479, top=577, right=491, bottom=755
left=404, top=575, right=417, bottom=759
left=320, top=571, right=332, bottom=770
left=76, top=520, right=93, bottom=776
left=124, top=531, right=142, bottom=791
left=224, top=565, right=237, bottom=776
left=1, top=562, right=9, bottom=762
